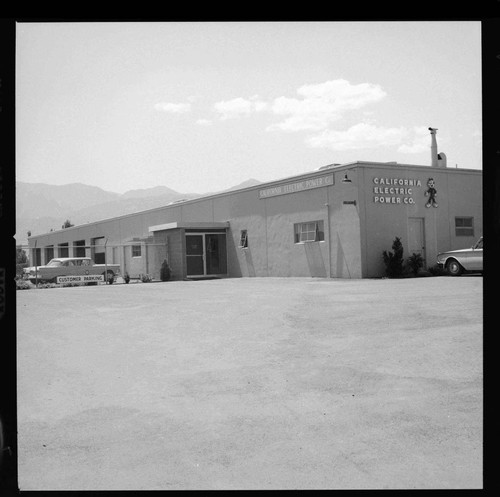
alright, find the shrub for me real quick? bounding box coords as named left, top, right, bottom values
left=406, top=253, right=424, bottom=276
left=428, top=264, right=447, bottom=276
left=16, top=263, right=29, bottom=278
left=382, top=237, right=405, bottom=278
left=160, top=259, right=171, bottom=282
left=124, top=272, right=130, bottom=284
left=38, top=282, right=57, bottom=289
left=16, top=278, right=32, bottom=290
left=140, top=273, right=152, bottom=283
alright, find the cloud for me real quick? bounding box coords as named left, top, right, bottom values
left=268, top=79, right=387, bottom=132
left=196, top=118, right=213, bottom=126
left=397, top=126, right=432, bottom=153
left=214, top=96, right=268, bottom=120
left=306, top=123, right=410, bottom=151
left=154, top=102, right=192, bottom=113
left=304, top=123, right=437, bottom=153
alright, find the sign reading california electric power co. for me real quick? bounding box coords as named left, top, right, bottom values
left=373, top=176, right=422, bottom=205
left=259, top=174, right=334, bottom=199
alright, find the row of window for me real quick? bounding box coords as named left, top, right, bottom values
left=238, top=217, right=475, bottom=248
left=44, top=242, right=80, bottom=260
left=33, top=241, right=142, bottom=266
left=44, top=243, right=142, bottom=257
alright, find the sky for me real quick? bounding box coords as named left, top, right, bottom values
left=16, top=21, right=482, bottom=195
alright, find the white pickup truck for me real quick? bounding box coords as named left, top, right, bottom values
left=25, top=257, right=121, bottom=284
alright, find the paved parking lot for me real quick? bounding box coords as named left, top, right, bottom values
left=17, top=276, right=483, bottom=490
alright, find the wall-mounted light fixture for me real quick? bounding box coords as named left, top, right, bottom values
left=341, top=173, right=352, bottom=183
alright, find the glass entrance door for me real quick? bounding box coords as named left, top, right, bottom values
left=186, top=235, right=204, bottom=276
left=205, top=233, right=227, bottom=275
left=185, top=232, right=227, bottom=277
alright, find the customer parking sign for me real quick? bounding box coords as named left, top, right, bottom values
left=56, top=275, right=104, bottom=284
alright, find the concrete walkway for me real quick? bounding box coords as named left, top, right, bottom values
left=17, top=276, right=483, bottom=490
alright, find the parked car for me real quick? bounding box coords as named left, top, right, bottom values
left=436, top=236, right=483, bottom=276
left=24, top=257, right=121, bottom=284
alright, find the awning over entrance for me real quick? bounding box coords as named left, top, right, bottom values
left=149, top=221, right=229, bottom=232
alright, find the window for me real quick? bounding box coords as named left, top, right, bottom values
left=33, top=248, right=42, bottom=266
left=92, top=237, right=106, bottom=264
left=45, top=246, right=54, bottom=263
left=239, top=230, right=248, bottom=248
left=294, top=221, right=325, bottom=243
left=132, top=245, right=142, bottom=257
left=455, top=217, right=474, bottom=237
left=74, top=240, right=86, bottom=257
left=58, top=243, right=69, bottom=257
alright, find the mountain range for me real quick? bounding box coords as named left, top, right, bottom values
left=15, top=178, right=261, bottom=246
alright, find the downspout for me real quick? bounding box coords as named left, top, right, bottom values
left=104, top=238, right=108, bottom=284
left=325, top=188, right=332, bottom=278
left=34, top=240, right=38, bottom=288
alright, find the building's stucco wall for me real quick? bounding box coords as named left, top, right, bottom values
left=152, top=229, right=182, bottom=280
left=27, top=163, right=482, bottom=280
left=329, top=168, right=363, bottom=278
left=212, top=189, right=268, bottom=277
left=263, top=186, right=330, bottom=277
left=358, top=164, right=482, bottom=278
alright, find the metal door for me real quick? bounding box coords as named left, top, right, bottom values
left=408, top=218, right=426, bottom=266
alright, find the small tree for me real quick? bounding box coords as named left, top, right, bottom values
left=16, top=247, right=28, bottom=265
left=160, top=259, right=171, bottom=282
left=382, top=236, right=405, bottom=278
left=16, top=246, right=29, bottom=278
left=406, top=253, right=424, bottom=276
left=62, top=219, right=74, bottom=229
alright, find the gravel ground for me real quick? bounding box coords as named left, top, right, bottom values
left=16, top=276, right=483, bottom=490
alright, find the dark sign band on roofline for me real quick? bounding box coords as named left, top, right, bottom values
left=259, top=174, right=334, bottom=199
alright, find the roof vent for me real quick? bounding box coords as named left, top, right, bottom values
left=437, top=152, right=447, bottom=168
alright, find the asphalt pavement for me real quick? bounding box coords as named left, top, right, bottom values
left=16, top=276, right=483, bottom=490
